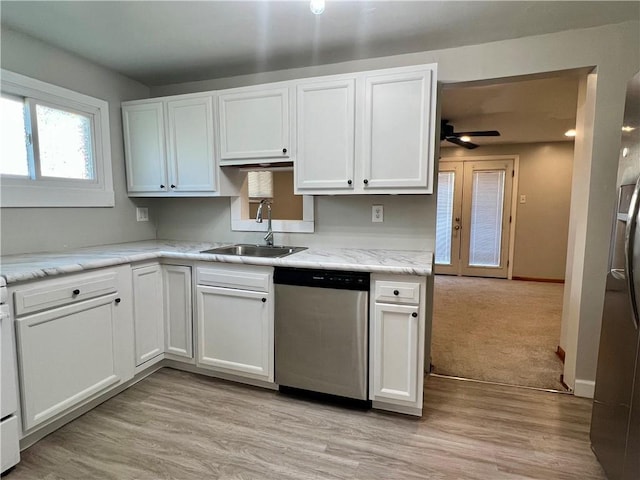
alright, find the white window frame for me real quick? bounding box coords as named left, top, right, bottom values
left=0, top=70, right=114, bottom=207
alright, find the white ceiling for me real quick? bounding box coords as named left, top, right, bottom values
left=2, top=1, right=635, bottom=147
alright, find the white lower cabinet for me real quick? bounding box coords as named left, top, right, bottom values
left=163, top=265, right=193, bottom=359
left=132, top=264, right=165, bottom=366
left=196, top=265, right=274, bottom=383
left=13, top=266, right=134, bottom=431
left=369, top=275, right=426, bottom=415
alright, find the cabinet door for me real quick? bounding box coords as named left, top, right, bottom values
left=295, top=79, right=356, bottom=192
left=16, top=294, right=125, bottom=430
left=132, top=265, right=164, bottom=366
left=370, top=302, right=420, bottom=404
left=218, top=87, right=290, bottom=161
left=362, top=68, right=435, bottom=192
left=166, top=96, right=217, bottom=192
left=122, top=102, right=168, bottom=193
left=163, top=265, right=193, bottom=358
left=196, top=285, right=273, bottom=382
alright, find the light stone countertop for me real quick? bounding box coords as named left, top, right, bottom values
left=0, top=240, right=433, bottom=285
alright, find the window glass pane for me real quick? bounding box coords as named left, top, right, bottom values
left=0, top=96, right=29, bottom=176
left=469, top=170, right=505, bottom=267
left=36, top=104, right=94, bottom=180
left=435, top=171, right=455, bottom=265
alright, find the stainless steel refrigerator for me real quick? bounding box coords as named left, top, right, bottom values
left=591, top=70, right=640, bottom=480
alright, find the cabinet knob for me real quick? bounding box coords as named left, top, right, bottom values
left=393, top=290, right=399, bottom=296
left=262, top=297, right=267, bottom=303
left=282, top=148, right=287, bottom=154
left=72, top=289, right=80, bottom=296
left=347, top=179, right=352, bottom=185
left=412, top=312, right=418, bottom=318
left=363, top=179, right=369, bottom=185
left=170, top=184, right=176, bottom=189
left=115, top=298, right=121, bottom=304
left=160, top=184, right=165, bottom=189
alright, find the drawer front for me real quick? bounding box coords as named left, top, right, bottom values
left=374, top=280, right=420, bottom=305
left=14, top=271, right=118, bottom=317
left=196, top=265, right=272, bottom=292
left=0, top=416, right=20, bottom=473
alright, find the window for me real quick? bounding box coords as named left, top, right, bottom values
left=1, top=70, right=114, bottom=207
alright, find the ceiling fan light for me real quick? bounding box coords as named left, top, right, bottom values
left=310, top=0, right=325, bottom=15
left=460, top=136, right=471, bottom=142
left=564, top=129, right=577, bottom=137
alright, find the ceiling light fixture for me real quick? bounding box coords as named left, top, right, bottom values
left=460, top=136, right=471, bottom=142
left=622, top=125, right=636, bottom=132
left=564, top=129, right=577, bottom=137
left=310, top=0, right=325, bottom=15
left=623, top=147, right=630, bottom=158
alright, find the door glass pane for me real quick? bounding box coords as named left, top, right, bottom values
left=0, top=96, right=29, bottom=176
left=469, top=170, right=505, bottom=267
left=435, top=171, right=455, bottom=265
left=36, top=104, right=95, bottom=180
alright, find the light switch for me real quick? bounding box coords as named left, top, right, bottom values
left=520, top=195, right=527, bottom=204
left=372, top=205, right=384, bottom=223
left=136, top=207, right=149, bottom=222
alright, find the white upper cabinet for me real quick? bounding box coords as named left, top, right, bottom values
left=166, top=96, right=216, bottom=192
left=295, top=78, right=356, bottom=191
left=218, top=86, right=290, bottom=165
left=295, top=64, right=437, bottom=195
left=363, top=68, right=434, bottom=191
left=122, top=94, right=241, bottom=197
left=122, top=102, right=167, bottom=193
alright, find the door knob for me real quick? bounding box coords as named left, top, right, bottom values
left=454, top=225, right=461, bottom=230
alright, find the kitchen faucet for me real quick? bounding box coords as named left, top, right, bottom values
left=256, top=199, right=273, bottom=246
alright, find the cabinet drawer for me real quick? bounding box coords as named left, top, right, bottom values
left=14, top=271, right=118, bottom=317
left=196, top=265, right=272, bottom=292
left=374, top=280, right=420, bottom=305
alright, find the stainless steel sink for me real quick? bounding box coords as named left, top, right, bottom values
left=200, top=244, right=307, bottom=258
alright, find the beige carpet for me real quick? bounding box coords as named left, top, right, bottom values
left=431, top=275, right=567, bottom=391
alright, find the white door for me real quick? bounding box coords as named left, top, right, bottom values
left=166, top=96, right=216, bottom=192
left=16, top=294, right=123, bottom=430
left=163, top=265, right=193, bottom=359
left=196, top=285, right=273, bottom=382
left=362, top=67, right=435, bottom=192
left=435, top=159, right=514, bottom=278
left=132, top=265, right=164, bottom=366
left=122, top=102, right=168, bottom=193
left=218, top=87, right=290, bottom=161
left=295, top=78, right=356, bottom=192
left=370, top=302, right=420, bottom=404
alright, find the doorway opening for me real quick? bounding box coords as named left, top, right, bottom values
left=431, top=71, right=584, bottom=391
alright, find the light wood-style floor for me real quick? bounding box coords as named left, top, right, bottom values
left=9, top=368, right=605, bottom=480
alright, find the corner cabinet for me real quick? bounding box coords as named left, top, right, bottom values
left=12, top=266, right=134, bottom=432
left=122, top=94, right=241, bottom=197
left=369, top=274, right=427, bottom=416
left=218, top=85, right=291, bottom=165
left=295, top=64, right=437, bottom=195
left=195, top=265, right=274, bottom=384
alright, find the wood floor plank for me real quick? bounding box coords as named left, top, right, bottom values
left=8, top=369, right=605, bottom=480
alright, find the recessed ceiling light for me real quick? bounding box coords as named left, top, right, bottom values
left=622, top=125, right=636, bottom=132
left=310, top=0, right=325, bottom=15
left=564, top=129, right=577, bottom=137
left=460, top=136, right=471, bottom=142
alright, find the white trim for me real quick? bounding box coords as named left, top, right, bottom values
left=0, top=69, right=114, bottom=207
left=573, top=378, right=595, bottom=398
left=230, top=195, right=315, bottom=233
left=439, top=154, right=519, bottom=279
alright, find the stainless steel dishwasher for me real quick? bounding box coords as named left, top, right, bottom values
left=274, top=267, right=369, bottom=401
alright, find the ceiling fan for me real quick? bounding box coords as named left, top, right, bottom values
left=440, top=119, right=500, bottom=149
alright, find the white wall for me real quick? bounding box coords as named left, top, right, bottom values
left=0, top=27, right=156, bottom=255
left=442, top=142, right=574, bottom=281
left=151, top=21, right=640, bottom=395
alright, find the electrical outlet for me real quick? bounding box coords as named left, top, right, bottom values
left=520, top=194, right=527, bottom=204
left=136, top=207, right=149, bottom=222
left=372, top=205, right=384, bottom=223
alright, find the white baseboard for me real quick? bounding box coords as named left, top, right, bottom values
left=574, top=379, right=595, bottom=398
